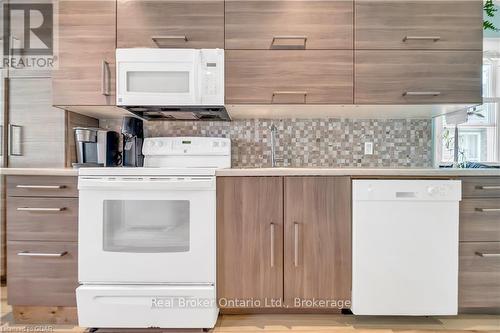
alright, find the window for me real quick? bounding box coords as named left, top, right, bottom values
left=434, top=38, right=500, bottom=165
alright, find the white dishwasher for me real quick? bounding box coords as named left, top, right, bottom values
left=351, top=179, right=462, bottom=316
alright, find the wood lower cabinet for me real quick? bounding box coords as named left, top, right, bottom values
left=355, top=0, right=482, bottom=50
left=217, top=176, right=351, bottom=311
left=217, top=177, right=284, bottom=308
left=459, top=177, right=500, bottom=313
left=117, top=0, right=224, bottom=48
left=52, top=0, right=116, bottom=106
left=225, top=51, right=353, bottom=104
left=355, top=50, right=482, bottom=104
left=284, top=177, right=351, bottom=308
left=459, top=242, right=500, bottom=310
left=6, top=176, right=78, bottom=323
left=225, top=0, right=353, bottom=50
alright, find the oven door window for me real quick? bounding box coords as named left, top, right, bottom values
left=103, top=200, right=189, bottom=253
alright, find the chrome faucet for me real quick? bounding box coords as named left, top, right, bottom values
left=270, top=123, right=280, bottom=167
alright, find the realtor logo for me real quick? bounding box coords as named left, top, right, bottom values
left=2, top=1, right=57, bottom=69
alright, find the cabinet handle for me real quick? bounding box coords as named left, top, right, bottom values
left=271, top=35, right=307, bottom=49
left=272, top=91, right=307, bottom=104
left=17, top=251, right=68, bottom=257
left=403, top=36, right=441, bottom=42
left=477, top=186, right=500, bottom=190
left=17, top=207, right=65, bottom=212
left=8, top=124, right=22, bottom=156
left=101, top=60, right=110, bottom=96
left=16, top=185, right=65, bottom=189
left=475, top=208, right=500, bottom=212
left=475, top=252, right=500, bottom=258
left=294, top=222, right=299, bottom=267
left=270, top=223, right=275, bottom=268
left=152, top=35, right=188, bottom=47
left=403, top=91, right=441, bottom=97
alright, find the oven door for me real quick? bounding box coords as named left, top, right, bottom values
left=116, top=60, right=198, bottom=106
left=78, top=176, right=215, bottom=284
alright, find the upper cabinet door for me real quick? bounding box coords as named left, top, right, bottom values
left=225, top=0, right=353, bottom=50
left=284, top=177, right=351, bottom=308
left=355, top=50, right=482, bottom=104
left=217, top=177, right=284, bottom=308
left=225, top=50, right=353, bottom=104
left=52, top=0, right=116, bottom=106
left=355, top=0, right=483, bottom=50
left=117, top=0, right=224, bottom=48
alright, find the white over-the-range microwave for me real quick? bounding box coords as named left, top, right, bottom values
left=116, top=48, right=230, bottom=121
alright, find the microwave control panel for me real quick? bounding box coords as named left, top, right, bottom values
left=200, top=49, right=224, bottom=105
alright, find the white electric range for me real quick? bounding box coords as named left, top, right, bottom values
left=76, top=137, right=230, bottom=329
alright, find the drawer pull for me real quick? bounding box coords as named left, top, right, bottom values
left=270, top=223, right=275, bottom=268
left=17, top=207, right=66, bottom=212
left=477, top=186, right=500, bottom=190
left=271, top=35, right=307, bottom=48
left=16, top=185, right=65, bottom=189
left=475, top=252, right=500, bottom=258
left=403, top=91, right=441, bottom=97
left=17, top=251, right=68, bottom=257
left=294, top=222, right=299, bottom=267
left=152, top=35, right=188, bottom=46
left=272, top=91, right=307, bottom=104
left=475, top=208, right=500, bottom=212
left=403, top=36, right=441, bottom=42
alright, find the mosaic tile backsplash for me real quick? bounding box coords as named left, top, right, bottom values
left=100, top=118, right=433, bottom=168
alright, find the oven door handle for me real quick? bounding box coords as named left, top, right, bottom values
left=78, top=177, right=216, bottom=191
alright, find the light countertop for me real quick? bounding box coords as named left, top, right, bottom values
left=0, top=167, right=499, bottom=177
left=215, top=168, right=500, bottom=177
left=0, top=168, right=79, bottom=176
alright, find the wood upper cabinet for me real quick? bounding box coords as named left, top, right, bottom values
left=52, top=0, right=116, bottom=106
left=225, top=50, right=353, bottom=104
left=355, top=0, right=483, bottom=50
left=284, top=177, right=351, bottom=308
left=217, top=177, right=284, bottom=308
left=117, top=0, right=224, bottom=48
left=355, top=50, right=482, bottom=104
left=225, top=0, right=353, bottom=50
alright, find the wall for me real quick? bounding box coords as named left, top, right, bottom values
left=100, top=118, right=433, bottom=168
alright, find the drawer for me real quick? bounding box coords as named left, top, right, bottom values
left=7, top=241, right=78, bottom=306
left=117, top=0, right=224, bottom=48
left=460, top=199, right=500, bottom=242
left=7, top=197, right=78, bottom=242
left=225, top=50, right=353, bottom=104
left=225, top=0, right=353, bottom=50
left=355, top=0, right=482, bottom=50
left=461, top=177, right=500, bottom=198
left=459, top=242, right=500, bottom=310
left=7, top=176, right=78, bottom=198
left=354, top=50, right=482, bottom=104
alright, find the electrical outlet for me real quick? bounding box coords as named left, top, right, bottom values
left=364, top=142, right=374, bottom=155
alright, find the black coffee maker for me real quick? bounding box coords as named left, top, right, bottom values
left=121, top=117, right=144, bottom=167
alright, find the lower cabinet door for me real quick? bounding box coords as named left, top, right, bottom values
left=459, top=242, right=500, bottom=310
left=217, top=177, right=284, bottom=308
left=7, top=241, right=78, bottom=306
left=284, top=177, right=351, bottom=309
